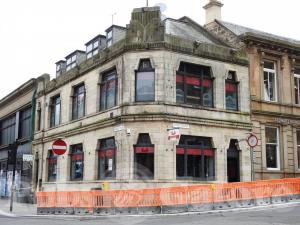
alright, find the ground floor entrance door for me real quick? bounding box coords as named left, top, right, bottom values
left=227, top=139, right=240, bottom=182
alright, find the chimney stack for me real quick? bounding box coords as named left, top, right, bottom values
left=203, top=0, right=223, bottom=24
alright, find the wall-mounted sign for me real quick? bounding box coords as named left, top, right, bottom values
left=168, top=128, right=180, bottom=141
left=173, top=123, right=190, bottom=129
left=22, top=154, right=33, bottom=162
left=114, top=125, right=125, bottom=132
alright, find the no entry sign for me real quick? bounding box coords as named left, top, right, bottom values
left=52, top=139, right=67, bottom=155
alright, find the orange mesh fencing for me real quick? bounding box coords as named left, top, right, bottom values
left=37, top=178, right=300, bottom=209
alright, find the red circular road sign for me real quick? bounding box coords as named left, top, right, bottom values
left=247, top=134, right=258, bottom=148
left=52, top=139, right=67, bottom=155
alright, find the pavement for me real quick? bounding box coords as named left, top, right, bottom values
left=1, top=198, right=300, bottom=225
left=0, top=202, right=300, bottom=224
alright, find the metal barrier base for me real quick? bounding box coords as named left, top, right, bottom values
left=115, top=207, right=138, bottom=215
left=161, top=205, right=188, bottom=214
left=138, top=206, right=161, bottom=214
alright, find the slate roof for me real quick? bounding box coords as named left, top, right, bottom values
left=217, top=20, right=300, bottom=47
left=164, top=18, right=223, bottom=45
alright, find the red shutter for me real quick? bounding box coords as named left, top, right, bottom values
left=176, top=148, right=184, bottom=154
left=71, top=154, right=83, bottom=161
left=176, top=75, right=183, bottom=83
left=226, top=83, right=236, bottom=92
left=135, top=146, right=154, bottom=154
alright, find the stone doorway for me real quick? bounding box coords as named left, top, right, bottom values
left=227, top=139, right=240, bottom=182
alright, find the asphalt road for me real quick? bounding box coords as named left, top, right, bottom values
left=0, top=204, right=300, bottom=225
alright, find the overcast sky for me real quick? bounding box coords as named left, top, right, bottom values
left=0, top=0, right=299, bottom=99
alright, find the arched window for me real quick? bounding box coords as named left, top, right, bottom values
left=176, top=62, right=213, bottom=107
left=225, top=71, right=238, bottom=111
left=135, top=59, right=155, bottom=102
left=134, top=133, right=154, bottom=179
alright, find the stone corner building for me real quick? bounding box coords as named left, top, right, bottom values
left=204, top=0, right=300, bottom=180
left=32, top=6, right=251, bottom=192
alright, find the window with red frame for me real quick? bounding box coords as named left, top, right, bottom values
left=176, top=135, right=215, bottom=181
left=176, top=62, right=213, bottom=107
left=47, top=150, right=57, bottom=182
left=225, top=71, right=238, bottom=111
left=70, top=144, right=84, bottom=181
left=97, top=137, right=116, bottom=179
left=134, top=133, right=154, bottom=179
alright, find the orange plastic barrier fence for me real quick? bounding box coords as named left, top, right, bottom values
left=36, top=178, right=300, bottom=209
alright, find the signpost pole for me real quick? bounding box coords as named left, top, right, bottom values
left=250, top=147, right=254, bottom=181
left=9, top=141, right=18, bottom=212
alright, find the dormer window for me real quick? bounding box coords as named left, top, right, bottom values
left=86, top=40, right=99, bottom=59
left=107, top=30, right=113, bottom=47
left=56, top=64, right=61, bottom=72
left=66, top=55, right=77, bottom=71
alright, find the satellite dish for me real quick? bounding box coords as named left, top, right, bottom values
left=155, top=3, right=167, bottom=12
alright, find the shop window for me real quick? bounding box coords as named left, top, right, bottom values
left=176, top=62, right=213, bottom=107
left=263, top=61, right=277, bottom=102
left=135, top=59, right=155, bottom=102
left=97, top=137, right=116, bottom=179
left=294, top=68, right=300, bottom=105
left=225, top=71, right=238, bottom=111
left=50, top=95, right=61, bottom=127
left=100, top=70, right=118, bottom=111
left=176, top=135, right=215, bottom=180
left=72, top=84, right=85, bottom=120
left=47, top=151, right=57, bottom=182
left=0, top=116, right=16, bottom=145
left=19, top=107, right=31, bottom=139
left=134, top=133, right=154, bottom=179
left=297, top=130, right=300, bottom=169
left=265, top=127, right=280, bottom=169
left=70, top=144, right=84, bottom=181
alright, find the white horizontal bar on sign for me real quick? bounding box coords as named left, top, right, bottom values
left=52, top=145, right=67, bottom=150
left=173, top=123, right=190, bottom=129
left=114, top=125, right=125, bottom=132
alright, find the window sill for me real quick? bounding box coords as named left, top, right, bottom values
left=266, top=168, right=281, bottom=171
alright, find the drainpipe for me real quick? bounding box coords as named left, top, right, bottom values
left=30, top=88, right=37, bottom=142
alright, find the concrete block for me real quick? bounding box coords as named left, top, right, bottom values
left=271, top=196, right=288, bottom=204
left=137, top=206, right=161, bottom=214
left=37, top=207, right=55, bottom=215
left=188, top=203, right=213, bottom=212
left=115, top=207, right=138, bottom=215
left=255, top=197, right=271, bottom=206
left=55, top=207, right=74, bottom=215
left=74, top=208, right=93, bottom=215
left=161, top=205, right=188, bottom=214
left=213, top=201, right=234, bottom=210
left=286, top=194, right=300, bottom=202
left=94, top=207, right=115, bottom=216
